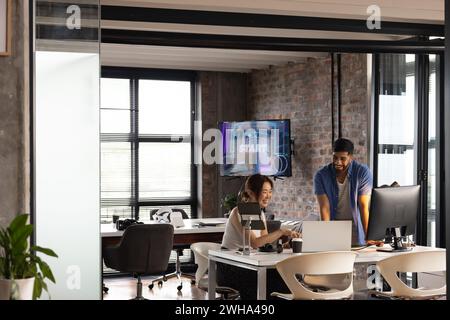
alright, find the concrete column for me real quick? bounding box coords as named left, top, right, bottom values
left=0, top=1, right=29, bottom=226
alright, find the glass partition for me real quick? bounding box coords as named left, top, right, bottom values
left=377, top=54, right=416, bottom=187
left=427, top=55, right=437, bottom=247
left=34, top=0, right=100, bottom=299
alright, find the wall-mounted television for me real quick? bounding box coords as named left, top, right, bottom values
left=219, top=119, right=292, bottom=177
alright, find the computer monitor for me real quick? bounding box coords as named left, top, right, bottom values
left=237, top=202, right=265, bottom=230
left=366, top=185, right=420, bottom=252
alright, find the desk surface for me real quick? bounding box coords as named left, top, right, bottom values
left=101, top=218, right=227, bottom=237
left=208, top=245, right=446, bottom=267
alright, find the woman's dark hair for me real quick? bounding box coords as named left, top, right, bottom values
left=333, top=138, right=354, bottom=154
left=240, top=174, right=274, bottom=201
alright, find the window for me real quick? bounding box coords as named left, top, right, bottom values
left=100, top=69, right=196, bottom=222
left=374, top=53, right=440, bottom=246
left=427, top=55, right=438, bottom=247
left=376, top=54, right=416, bottom=187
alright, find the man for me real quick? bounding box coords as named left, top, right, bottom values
left=313, top=138, right=372, bottom=246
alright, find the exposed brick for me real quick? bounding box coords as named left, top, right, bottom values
left=200, top=54, right=368, bottom=219
left=247, top=54, right=368, bottom=219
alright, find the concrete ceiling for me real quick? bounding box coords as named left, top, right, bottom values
left=101, top=44, right=329, bottom=72
left=41, top=0, right=446, bottom=72
left=101, top=0, right=444, bottom=24
left=99, top=0, right=443, bottom=71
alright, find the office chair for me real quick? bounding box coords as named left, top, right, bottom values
left=190, top=242, right=240, bottom=300
left=148, top=208, right=195, bottom=291
left=103, top=224, right=174, bottom=300
left=271, top=251, right=357, bottom=300
left=370, top=251, right=446, bottom=300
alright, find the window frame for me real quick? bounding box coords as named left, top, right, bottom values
left=101, top=67, right=198, bottom=220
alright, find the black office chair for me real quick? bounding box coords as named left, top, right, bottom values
left=148, top=208, right=196, bottom=291
left=103, top=224, right=174, bottom=300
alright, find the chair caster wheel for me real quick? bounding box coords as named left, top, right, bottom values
left=158, top=281, right=163, bottom=286
left=103, top=287, right=109, bottom=293
left=177, top=285, right=182, bottom=291
left=163, top=276, right=167, bottom=282
left=148, top=284, right=154, bottom=290
left=191, top=279, right=196, bottom=285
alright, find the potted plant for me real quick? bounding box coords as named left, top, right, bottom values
left=0, top=214, right=58, bottom=300
left=221, top=194, right=238, bottom=217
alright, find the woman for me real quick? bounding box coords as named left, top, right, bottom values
left=218, top=174, right=300, bottom=300
left=222, top=174, right=300, bottom=250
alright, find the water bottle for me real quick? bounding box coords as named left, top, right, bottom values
left=242, top=217, right=252, bottom=255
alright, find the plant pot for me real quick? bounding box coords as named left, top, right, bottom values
left=11, top=278, right=35, bottom=300
left=0, top=279, right=11, bottom=300
left=1, top=278, right=35, bottom=300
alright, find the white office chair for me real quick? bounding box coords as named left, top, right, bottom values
left=190, top=242, right=240, bottom=299
left=371, top=251, right=446, bottom=300
left=271, top=251, right=357, bottom=300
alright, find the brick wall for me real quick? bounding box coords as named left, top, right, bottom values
left=199, top=72, right=247, bottom=218
left=340, top=54, right=369, bottom=164
left=247, top=54, right=368, bottom=219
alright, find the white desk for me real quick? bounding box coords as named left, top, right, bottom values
left=101, top=218, right=227, bottom=237
left=207, top=245, right=445, bottom=300
left=101, top=218, right=227, bottom=248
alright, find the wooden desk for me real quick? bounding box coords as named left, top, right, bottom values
left=101, top=218, right=227, bottom=247
left=207, top=245, right=445, bottom=300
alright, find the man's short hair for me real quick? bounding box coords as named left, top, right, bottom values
left=333, top=138, right=354, bottom=154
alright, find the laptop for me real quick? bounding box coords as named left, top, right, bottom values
left=301, top=221, right=352, bottom=252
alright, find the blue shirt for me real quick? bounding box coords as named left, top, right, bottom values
left=313, top=160, right=373, bottom=245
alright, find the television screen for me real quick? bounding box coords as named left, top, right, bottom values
left=219, top=120, right=292, bottom=177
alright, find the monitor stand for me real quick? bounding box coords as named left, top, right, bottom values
left=376, top=235, right=412, bottom=253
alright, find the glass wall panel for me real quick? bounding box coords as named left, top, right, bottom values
left=34, top=0, right=100, bottom=299
left=427, top=55, right=437, bottom=247
left=377, top=54, right=416, bottom=187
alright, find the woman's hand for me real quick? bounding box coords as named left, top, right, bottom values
left=280, top=228, right=300, bottom=239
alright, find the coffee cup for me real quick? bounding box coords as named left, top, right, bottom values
left=292, top=238, right=303, bottom=253
left=112, top=215, right=120, bottom=224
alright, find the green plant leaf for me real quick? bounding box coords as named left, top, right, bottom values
left=1, top=213, right=57, bottom=299
left=0, top=257, right=6, bottom=276
left=9, top=225, right=33, bottom=255
left=31, top=246, right=58, bottom=258
left=33, top=276, right=42, bottom=300
left=8, top=214, right=29, bottom=234
left=39, top=260, right=56, bottom=283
